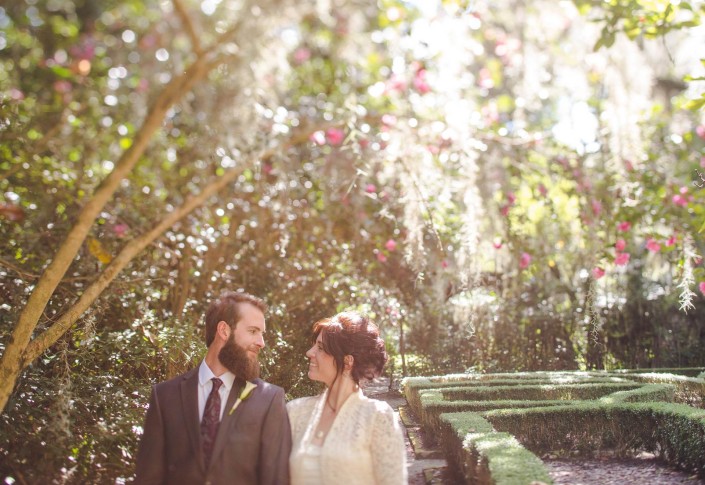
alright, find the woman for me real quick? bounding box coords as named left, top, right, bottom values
left=287, top=311, right=408, bottom=485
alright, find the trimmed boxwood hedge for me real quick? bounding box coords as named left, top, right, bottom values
left=402, top=369, right=705, bottom=483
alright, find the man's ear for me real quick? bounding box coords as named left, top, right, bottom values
left=343, top=355, right=354, bottom=370
left=216, top=321, right=231, bottom=341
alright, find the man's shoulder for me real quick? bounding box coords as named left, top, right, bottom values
left=252, top=378, right=285, bottom=396
left=153, top=368, right=198, bottom=391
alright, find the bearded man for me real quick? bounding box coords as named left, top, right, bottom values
left=134, top=291, right=291, bottom=485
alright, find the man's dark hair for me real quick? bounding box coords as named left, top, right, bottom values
left=204, top=291, right=267, bottom=346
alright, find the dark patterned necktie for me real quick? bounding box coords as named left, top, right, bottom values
left=201, top=377, right=223, bottom=467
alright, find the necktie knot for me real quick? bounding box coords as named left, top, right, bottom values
left=211, top=377, right=223, bottom=392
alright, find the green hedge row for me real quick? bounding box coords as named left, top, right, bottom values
left=439, top=411, right=553, bottom=485
left=484, top=402, right=705, bottom=476
left=402, top=370, right=705, bottom=484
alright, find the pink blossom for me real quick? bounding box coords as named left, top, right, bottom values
left=679, top=186, right=689, bottom=195
left=478, top=67, right=494, bottom=89
left=310, top=131, right=326, bottom=145
left=325, top=128, right=345, bottom=146
left=645, top=238, right=661, bottom=253
left=413, top=69, right=431, bottom=94
left=384, top=239, right=397, bottom=251
left=113, top=223, right=129, bottom=238
left=538, top=184, right=547, bottom=197
left=695, top=257, right=703, bottom=266
left=696, top=125, right=705, bottom=141
left=592, top=267, right=605, bottom=279
left=381, top=114, right=397, bottom=126
left=699, top=281, right=705, bottom=296
left=53, top=80, right=72, bottom=94
left=262, top=163, right=273, bottom=175
left=672, top=194, right=689, bottom=207
left=376, top=252, right=387, bottom=263
left=500, top=205, right=510, bottom=217
left=492, top=238, right=503, bottom=249
left=617, top=221, right=631, bottom=232
left=591, top=199, right=602, bottom=216
left=385, top=75, right=406, bottom=93
left=441, top=260, right=449, bottom=268
left=293, top=47, right=311, bottom=64
left=506, top=192, right=516, bottom=205
left=615, top=239, right=627, bottom=252
left=365, top=184, right=377, bottom=193
left=615, top=252, right=630, bottom=266
left=666, top=235, right=676, bottom=247
left=9, top=88, right=24, bottom=100
left=624, top=159, right=635, bottom=171
left=519, top=252, right=532, bottom=269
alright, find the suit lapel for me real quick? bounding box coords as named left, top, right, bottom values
left=210, top=377, right=246, bottom=466
left=181, top=369, right=205, bottom=472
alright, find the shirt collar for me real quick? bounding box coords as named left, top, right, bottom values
left=198, top=359, right=236, bottom=391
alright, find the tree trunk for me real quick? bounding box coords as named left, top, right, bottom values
left=0, top=40, right=227, bottom=414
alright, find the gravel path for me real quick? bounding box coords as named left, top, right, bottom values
left=364, top=377, right=705, bottom=485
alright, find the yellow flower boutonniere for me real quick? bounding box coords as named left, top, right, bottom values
left=228, top=381, right=257, bottom=415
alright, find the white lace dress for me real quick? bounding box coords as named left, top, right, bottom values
left=287, top=389, right=408, bottom=485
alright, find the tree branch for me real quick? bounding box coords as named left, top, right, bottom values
left=173, top=0, right=203, bottom=56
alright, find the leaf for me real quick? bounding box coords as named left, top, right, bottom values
left=87, top=237, right=113, bottom=264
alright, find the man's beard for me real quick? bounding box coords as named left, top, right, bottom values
left=218, top=334, right=260, bottom=381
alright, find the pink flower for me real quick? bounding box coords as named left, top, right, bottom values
left=672, top=194, right=688, bottom=207
left=384, top=239, right=397, bottom=251
left=310, top=131, right=326, bottom=145
left=506, top=192, right=516, bottom=205
left=365, top=184, right=377, bottom=193
left=695, top=257, right=703, bottom=266
left=413, top=69, right=431, bottom=94
left=385, top=75, right=406, bottom=93
left=696, top=125, right=705, bottom=141
left=53, top=80, right=72, bottom=93
left=519, top=252, right=532, bottom=269
left=699, top=281, right=705, bottom=296
left=9, top=88, right=24, bottom=100
left=113, top=223, right=129, bottom=238
left=376, top=252, right=387, bottom=263
left=615, top=252, right=630, bottom=266
left=538, top=184, right=547, bottom=197
left=679, top=186, right=689, bottom=195
left=441, top=260, right=449, bottom=268
left=492, top=238, right=503, bottom=249
left=293, top=47, right=311, bottom=64
left=617, top=221, right=631, bottom=232
left=615, top=239, right=627, bottom=252
left=591, top=199, right=602, bottom=216
left=381, top=114, right=397, bottom=126
left=325, top=128, right=345, bottom=146
left=500, top=205, right=510, bottom=217
left=666, top=235, right=676, bottom=247
left=645, top=238, right=661, bottom=253
left=624, top=159, right=635, bottom=171
left=592, top=267, right=605, bottom=279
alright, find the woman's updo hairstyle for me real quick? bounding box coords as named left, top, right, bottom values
left=312, top=311, right=388, bottom=384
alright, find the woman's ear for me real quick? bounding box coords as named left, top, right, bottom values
left=344, top=355, right=354, bottom=370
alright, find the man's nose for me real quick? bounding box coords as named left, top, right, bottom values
left=256, top=334, right=265, bottom=348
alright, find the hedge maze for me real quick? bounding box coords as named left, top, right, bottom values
left=402, top=369, right=705, bottom=484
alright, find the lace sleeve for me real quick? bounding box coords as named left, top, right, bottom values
left=370, top=402, right=408, bottom=485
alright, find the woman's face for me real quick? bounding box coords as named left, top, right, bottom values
left=305, top=333, right=338, bottom=387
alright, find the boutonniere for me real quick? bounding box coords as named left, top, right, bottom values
left=228, top=381, right=257, bottom=415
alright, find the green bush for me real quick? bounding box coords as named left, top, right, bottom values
left=442, top=382, right=641, bottom=402
left=439, top=411, right=553, bottom=485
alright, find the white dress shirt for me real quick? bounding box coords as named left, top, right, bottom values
left=197, top=360, right=236, bottom=421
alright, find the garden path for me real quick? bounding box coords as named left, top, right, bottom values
left=363, top=377, right=705, bottom=485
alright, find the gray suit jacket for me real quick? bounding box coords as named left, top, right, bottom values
left=134, top=369, right=291, bottom=485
